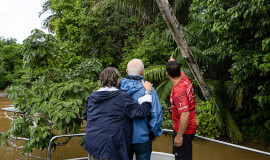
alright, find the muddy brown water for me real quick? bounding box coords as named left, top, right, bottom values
left=0, top=97, right=269, bottom=160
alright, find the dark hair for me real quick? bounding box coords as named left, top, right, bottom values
left=100, top=67, right=121, bottom=87
left=166, top=61, right=181, bottom=78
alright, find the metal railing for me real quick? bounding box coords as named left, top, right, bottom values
left=47, top=129, right=270, bottom=160
left=163, top=129, right=270, bottom=156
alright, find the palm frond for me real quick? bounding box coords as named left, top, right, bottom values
left=224, top=80, right=236, bottom=99
left=225, top=111, right=243, bottom=143
left=144, top=65, right=166, bottom=82
left=206, top=79, right=225, bottom=127
left=42, top=15, right=57, bottom=31
left=188, top=14, right=207, bottom=34
left=162, top=28, right=174, bottom=43
left=187, top=14, right=219, bottom=49
left=39, top=1, right=51, bottom=17
left=181, top=24, right=218, bottom=68
left=172, top=0, right=185, bottom=10
left=181, top=26, right=197, bottom=46
left=116, top=0, right=158, bottom=22
left=91, top=0, right=115, bottom=13
left=156, top=79, right=173, bottom=102
left=206, top=79, right=243, bottom=143
left=225, top=80, right=244, bottom=110
left=189, top=46, right=214, bottom=67
left=171, top=48, right=187, bottom=66
left=169, top=0, right=192, bottom=25
left=109, top=0, right=191, bottom=25
left=170, top=30, right=217, bottom=70
left=38, top=0, right=56, bottom=32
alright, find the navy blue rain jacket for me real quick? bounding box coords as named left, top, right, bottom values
left=83, top=89, right=151, bottom=160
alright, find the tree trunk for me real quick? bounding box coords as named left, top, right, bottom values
left=156, top=0, right=211, bottom=100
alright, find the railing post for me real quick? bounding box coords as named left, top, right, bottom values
left=47, top=133, right=86, bottom=160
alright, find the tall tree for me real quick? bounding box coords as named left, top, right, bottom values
left=155, top=0, right=211, bottom=100
left=88, top=0, right=211, bottom=100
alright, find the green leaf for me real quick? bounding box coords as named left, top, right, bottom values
left=65, top=115, right=71, bottom=123
left=52, top=115, right=58, bottom=123
left=30, top=139, right=35, bottom=145
left=70, top=112, right=76, bottom=119
left=1, top=141, right=6, bottom=147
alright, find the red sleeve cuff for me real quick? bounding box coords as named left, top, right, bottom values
left=178, top=106, right=189, bottom=114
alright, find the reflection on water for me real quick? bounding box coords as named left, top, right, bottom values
left=0, top=98, right=27, bottom=159
left=0, top=97, right=270, bottom=160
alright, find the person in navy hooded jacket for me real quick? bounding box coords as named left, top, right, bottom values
left=119, top=59, right=163, bottom=160
left=84, top=67, right=153, bottom=160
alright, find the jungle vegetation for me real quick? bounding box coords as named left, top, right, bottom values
left=0, top=0, right=269, bottom=156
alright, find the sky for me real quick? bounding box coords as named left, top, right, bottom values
left=0, top=0, right=50, bottom=44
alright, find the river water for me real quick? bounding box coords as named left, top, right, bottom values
left=0, top=97, right=270, bottom=160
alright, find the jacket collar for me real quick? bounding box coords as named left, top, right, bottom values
left=97, top=87, right=118, bottom=91
left=126, top=75, right=144, bottom=81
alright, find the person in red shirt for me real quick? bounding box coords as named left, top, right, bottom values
left=166, top=56, right=197, bottom=160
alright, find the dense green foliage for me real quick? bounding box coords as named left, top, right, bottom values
left=190, top=0, right=270, bottom=144
left=1, top=0, right=270, bottom=155
left=0, top=38, right=22, bottom=88
left=195, top=99, right=222, bottom=139
left=1, top=30, right=101, bottom=153
left=47, top=0, right=145, bottom=68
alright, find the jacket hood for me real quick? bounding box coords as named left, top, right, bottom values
left=88, top=90, right=120, bottom=103
left=119, top=76, right=144, bottom=96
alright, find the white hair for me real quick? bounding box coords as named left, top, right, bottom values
left=127, top=59, right=144, bottom=75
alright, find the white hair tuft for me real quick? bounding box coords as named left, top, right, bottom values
left=127, top=59, right=144, bottom=75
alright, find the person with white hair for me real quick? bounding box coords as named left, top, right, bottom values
left=119, top=59, right=163, bottom=160
left=84, top=67, right=153, bottom=160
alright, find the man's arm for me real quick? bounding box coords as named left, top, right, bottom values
left=169, top=56, right=176, bottom=61
left=174, top=111, right=190, bottom=147
left=123, top=80, right=153, bottom=118
left=149, top=88, right=163, bottom=136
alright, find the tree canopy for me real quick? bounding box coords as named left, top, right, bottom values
left=0, top=0, right=270, bottom=157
